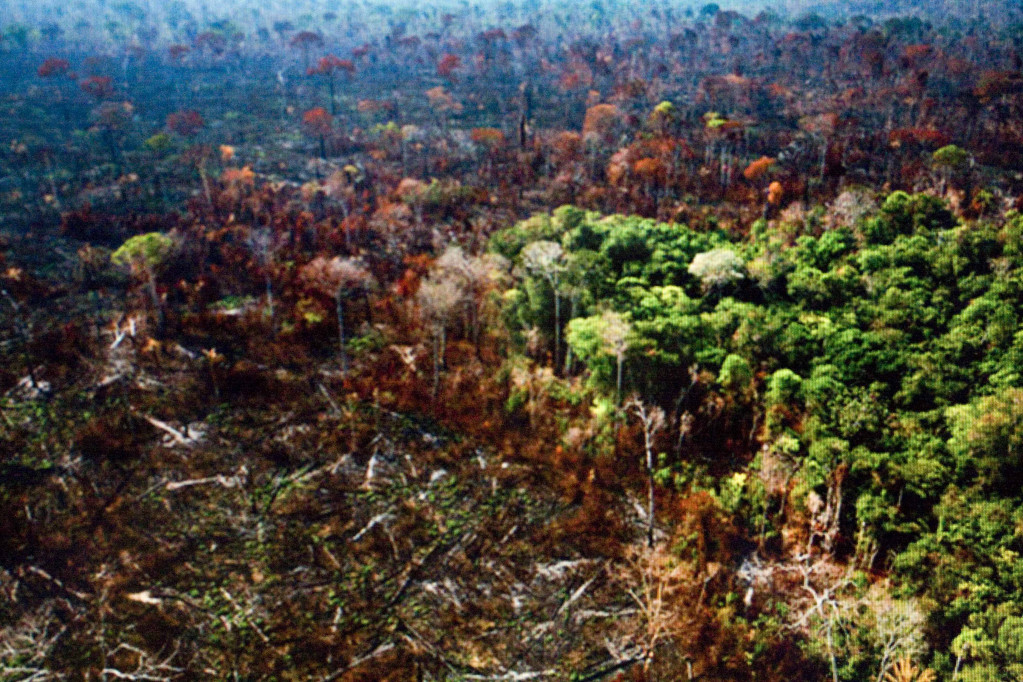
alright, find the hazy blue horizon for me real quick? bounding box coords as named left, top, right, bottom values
left=2, top=0, right=1016, bottom=33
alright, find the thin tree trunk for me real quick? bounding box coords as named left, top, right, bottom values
left=440, top=326, right=447, bottom=369
left=145, top=264, right=165, bottom=336
left=336, top=292, right=348, bottom=372
left=641, top=411, right=658, bottom=548
left=552, top=280, right=560, bottom=372
left=563, top=295, right=577, bottom=375
left=827, top=619, right=839, bottom=682
left=199, top=165, right=213, bottom=207
left=265, top=275, right=275, bottom=332
left=647, top=443, right=655, bottom=548
left=819, top=141, right=828, bottom=184
left=616, top=355, right=624, bottom=402
left=432, top=328, right=442, bottom=399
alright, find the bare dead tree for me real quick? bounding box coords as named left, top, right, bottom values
left=101, top=642, right=184, bottom=681
left=0, top=604, right=67, bottom=681
left=300, top=256, right=374, bottom=372
left=627, top=396, right=666, bottom=548
left=246, top=228, right=282, bottom=330
left=417, top=273, right=465, bottom=398
left=783, top=557, right=857, bottom=682
left=434, top=246, right=506, bottom=351
left=521, top=241, right=565, bottom=372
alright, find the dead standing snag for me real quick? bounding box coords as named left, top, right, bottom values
left=299, top=256, right=373, bottom=372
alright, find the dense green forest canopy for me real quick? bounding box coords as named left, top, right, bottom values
left=488, top=195, right=1023, bottom=681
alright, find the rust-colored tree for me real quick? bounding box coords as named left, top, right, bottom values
left=395, top=178, right=429, bottom=227
left=37, top=57, right=70, bottom=78
left=470, top=127, right=505, bottom=178
left=582, top=103, right=622, bottom=146
left=425, top=86, right=463, bottom=123
left=767, top=181, right=784, bottom=209
left=80, top=75, right=113, bottom=101
left=302, top=107, right=333, bottom=159
left=37, top=58, right=74, bottom=124
left=92, top=100, right=134, bottom=167
left=436, top=53, right=461, bottom=81
left=290, top=31, right=323, bottom=72
left=166, top=109, right=205, bottom=139
left=744, top=156, right=776, bottom=216
left=307, top=55, right=354, bottom=115
left=743, top=156, right=775, bottom=183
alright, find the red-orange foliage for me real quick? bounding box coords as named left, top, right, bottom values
left=606, top=136, right=691, bottom=194
left=394, top=254, right=434, bottom=298
left=470, top=127, right=505, bottom=149
left=974, top=70, right=1023, bottom=99
left=698, top=73, right=754, bottom=107
left=716, top=119, right=745, bottom=134
left=369, top=201, right=413, bottom=237
left=798, top=112, right=839, bottom=137
left=902, top=44, right=933, bottom=63
left=582, top=103, right=621, bottom=141
left=308, top=55, right=355, bottom=76
left=632, top=157, right=667, bottom=183
left=80, top=75, right=113, bottom=100
left=558, top=60, right=594, bottom=92
left=37, top=58, right=70, bottom=78
left=558, top=71, right=582, bottom=91
left=743, top=156, right=775, bottom=182
left=767, top=181, right=784, bottom=206
left=166, top=110, right=205, bottom=138
left=425, top=86, right=462, bottom=113
left=221, top=166, right=255, bottom=187
left=550, top=131, right=583, bottom=164
left=394, top=269, right=421, bottom=298
left=436, top=53, right=461, bottom=79
left=671, top=490, right=740, bottom=567
left=606, top=148, right=629, bottom=186
left=395, top=178, right=428, bottom=201
left=356, top=99, right=394, bottom=115
left=302, top=107, right=333, bottom=136
left=635, top=136, right=692, bottom=160
left=888, top=127, right=950, bottom=149
left=613, top=79, right=650, bottom=101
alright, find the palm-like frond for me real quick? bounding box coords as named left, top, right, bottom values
left=883, top=657, right=937, bottom=682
